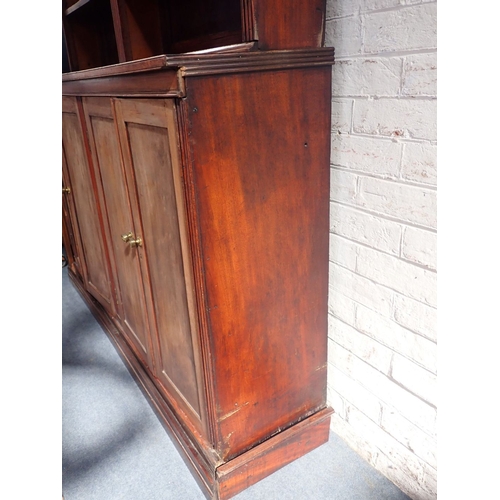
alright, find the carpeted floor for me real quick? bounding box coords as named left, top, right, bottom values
left=62, top=267, right=410, bottom=500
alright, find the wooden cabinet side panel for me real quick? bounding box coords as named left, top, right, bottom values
left=62, top=98, right=114, bottom=310
left=185, top=67, right=331, bottom=460
left=252, top=0, right=326, bottom=49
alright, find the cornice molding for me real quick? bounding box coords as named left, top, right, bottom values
left=62, top=46, right=335, bottom=83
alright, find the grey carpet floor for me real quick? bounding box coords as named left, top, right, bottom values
left=62, top=267, right=410, bottom=500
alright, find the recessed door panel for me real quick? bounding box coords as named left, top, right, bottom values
left=114, top=98, right=204, bottom=423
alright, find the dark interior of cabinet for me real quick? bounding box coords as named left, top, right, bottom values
left=63, top=0, right=119, bottom=71
left=63, top=0, right=244, bottom=71
left=165, top=0, right=242, bottom=53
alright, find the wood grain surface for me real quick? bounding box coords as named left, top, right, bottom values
left=183, top=66, right=332, bottom=460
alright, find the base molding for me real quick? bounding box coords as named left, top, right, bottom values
left=69, top=270, right=333, bottom=499
left=215, top=407, right=333, bottom=499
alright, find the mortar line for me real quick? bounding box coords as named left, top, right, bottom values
left=328, top=337, right=437, bottom=407
left=329, top=198, right=437, bottom=232
left=330, top=164, right=437, bottom=191
left=334, top=48, right=437, bottom=60
left=330, top=231, right=437, bottom=273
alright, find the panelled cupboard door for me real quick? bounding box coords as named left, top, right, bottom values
left=62, top=151, right=83, bottom=278
left=62, top=96, right=114, bottom=313
left=113, top=98, right=207, bottom=436
left=81, top=97, right=155, bottom=368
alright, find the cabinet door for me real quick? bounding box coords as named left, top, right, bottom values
left=81, top=97, right=155, bottom=368
left=62, top=96, right=114, bottom=312
left=62, top=151, right=83, bottom=278
left=113, top=98, right=206, bottom=434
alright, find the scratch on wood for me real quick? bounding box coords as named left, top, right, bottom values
left=220, top=401, right=250, bottom=421
left=315, top=363, right=328, bottom=371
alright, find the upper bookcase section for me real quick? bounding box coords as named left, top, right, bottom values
left=62, top=0, right=327, bottom=72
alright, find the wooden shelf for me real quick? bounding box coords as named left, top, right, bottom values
left=65, top=0, right=92, bottom=15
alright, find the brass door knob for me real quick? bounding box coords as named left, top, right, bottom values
left=129, top=237, right=142, bottom=247
left=121, top=232, right=142, bottom=247
left=62, top=187, right=71, bottom=194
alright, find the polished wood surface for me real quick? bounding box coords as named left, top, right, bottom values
left=184, top=66, right=331, bottom=460
left=62, top=47, right=334, bottom=81
left=216, top=407, right=333, bottom=500
left=61, top=48, right=335, bottom=99
left=61, top=69, right=183, bottom=98
left=252, top=0, right=326, bottom=49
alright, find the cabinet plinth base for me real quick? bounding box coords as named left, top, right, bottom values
left=214, top=407, right=333, bottom=500
left=68, top=270, right=333, bottom=500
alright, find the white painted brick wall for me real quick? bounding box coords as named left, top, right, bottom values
left=391, top=353, right=437, bottom=405
left=355, top=305, right=437, bottom=373
left=332, top=58, right=402, bottom=96
left=331, top=98, right=353, bottom=133
left=329, top=315, right=394, bottom=374
left=329, top=262, right=393, bottom=316
left=356, top=245, right=437, bottom=306
left=325, top=1, right=437, bottom=498
left=363, top=4, right=437, bottom=53
left=329, top=342, right=437, bottom=436
left=330, top=203, right=402, bottom=254
left=401, top=142, right=437, bottom=186
left=402, top=53, right=437, bottom=97
left=380, top=405, right=437, bottom=470
left=401, top=226, right=437, bottom=270
left=331, top=134, right=402, bottom=178
left=393, top=294, right=437, bottom=343
left=353, top=99, right=437, bottom=140
left=357, top=176, right=437, bottom=228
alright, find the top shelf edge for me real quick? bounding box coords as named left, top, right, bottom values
left=65, top=0, right=92, bottom=16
